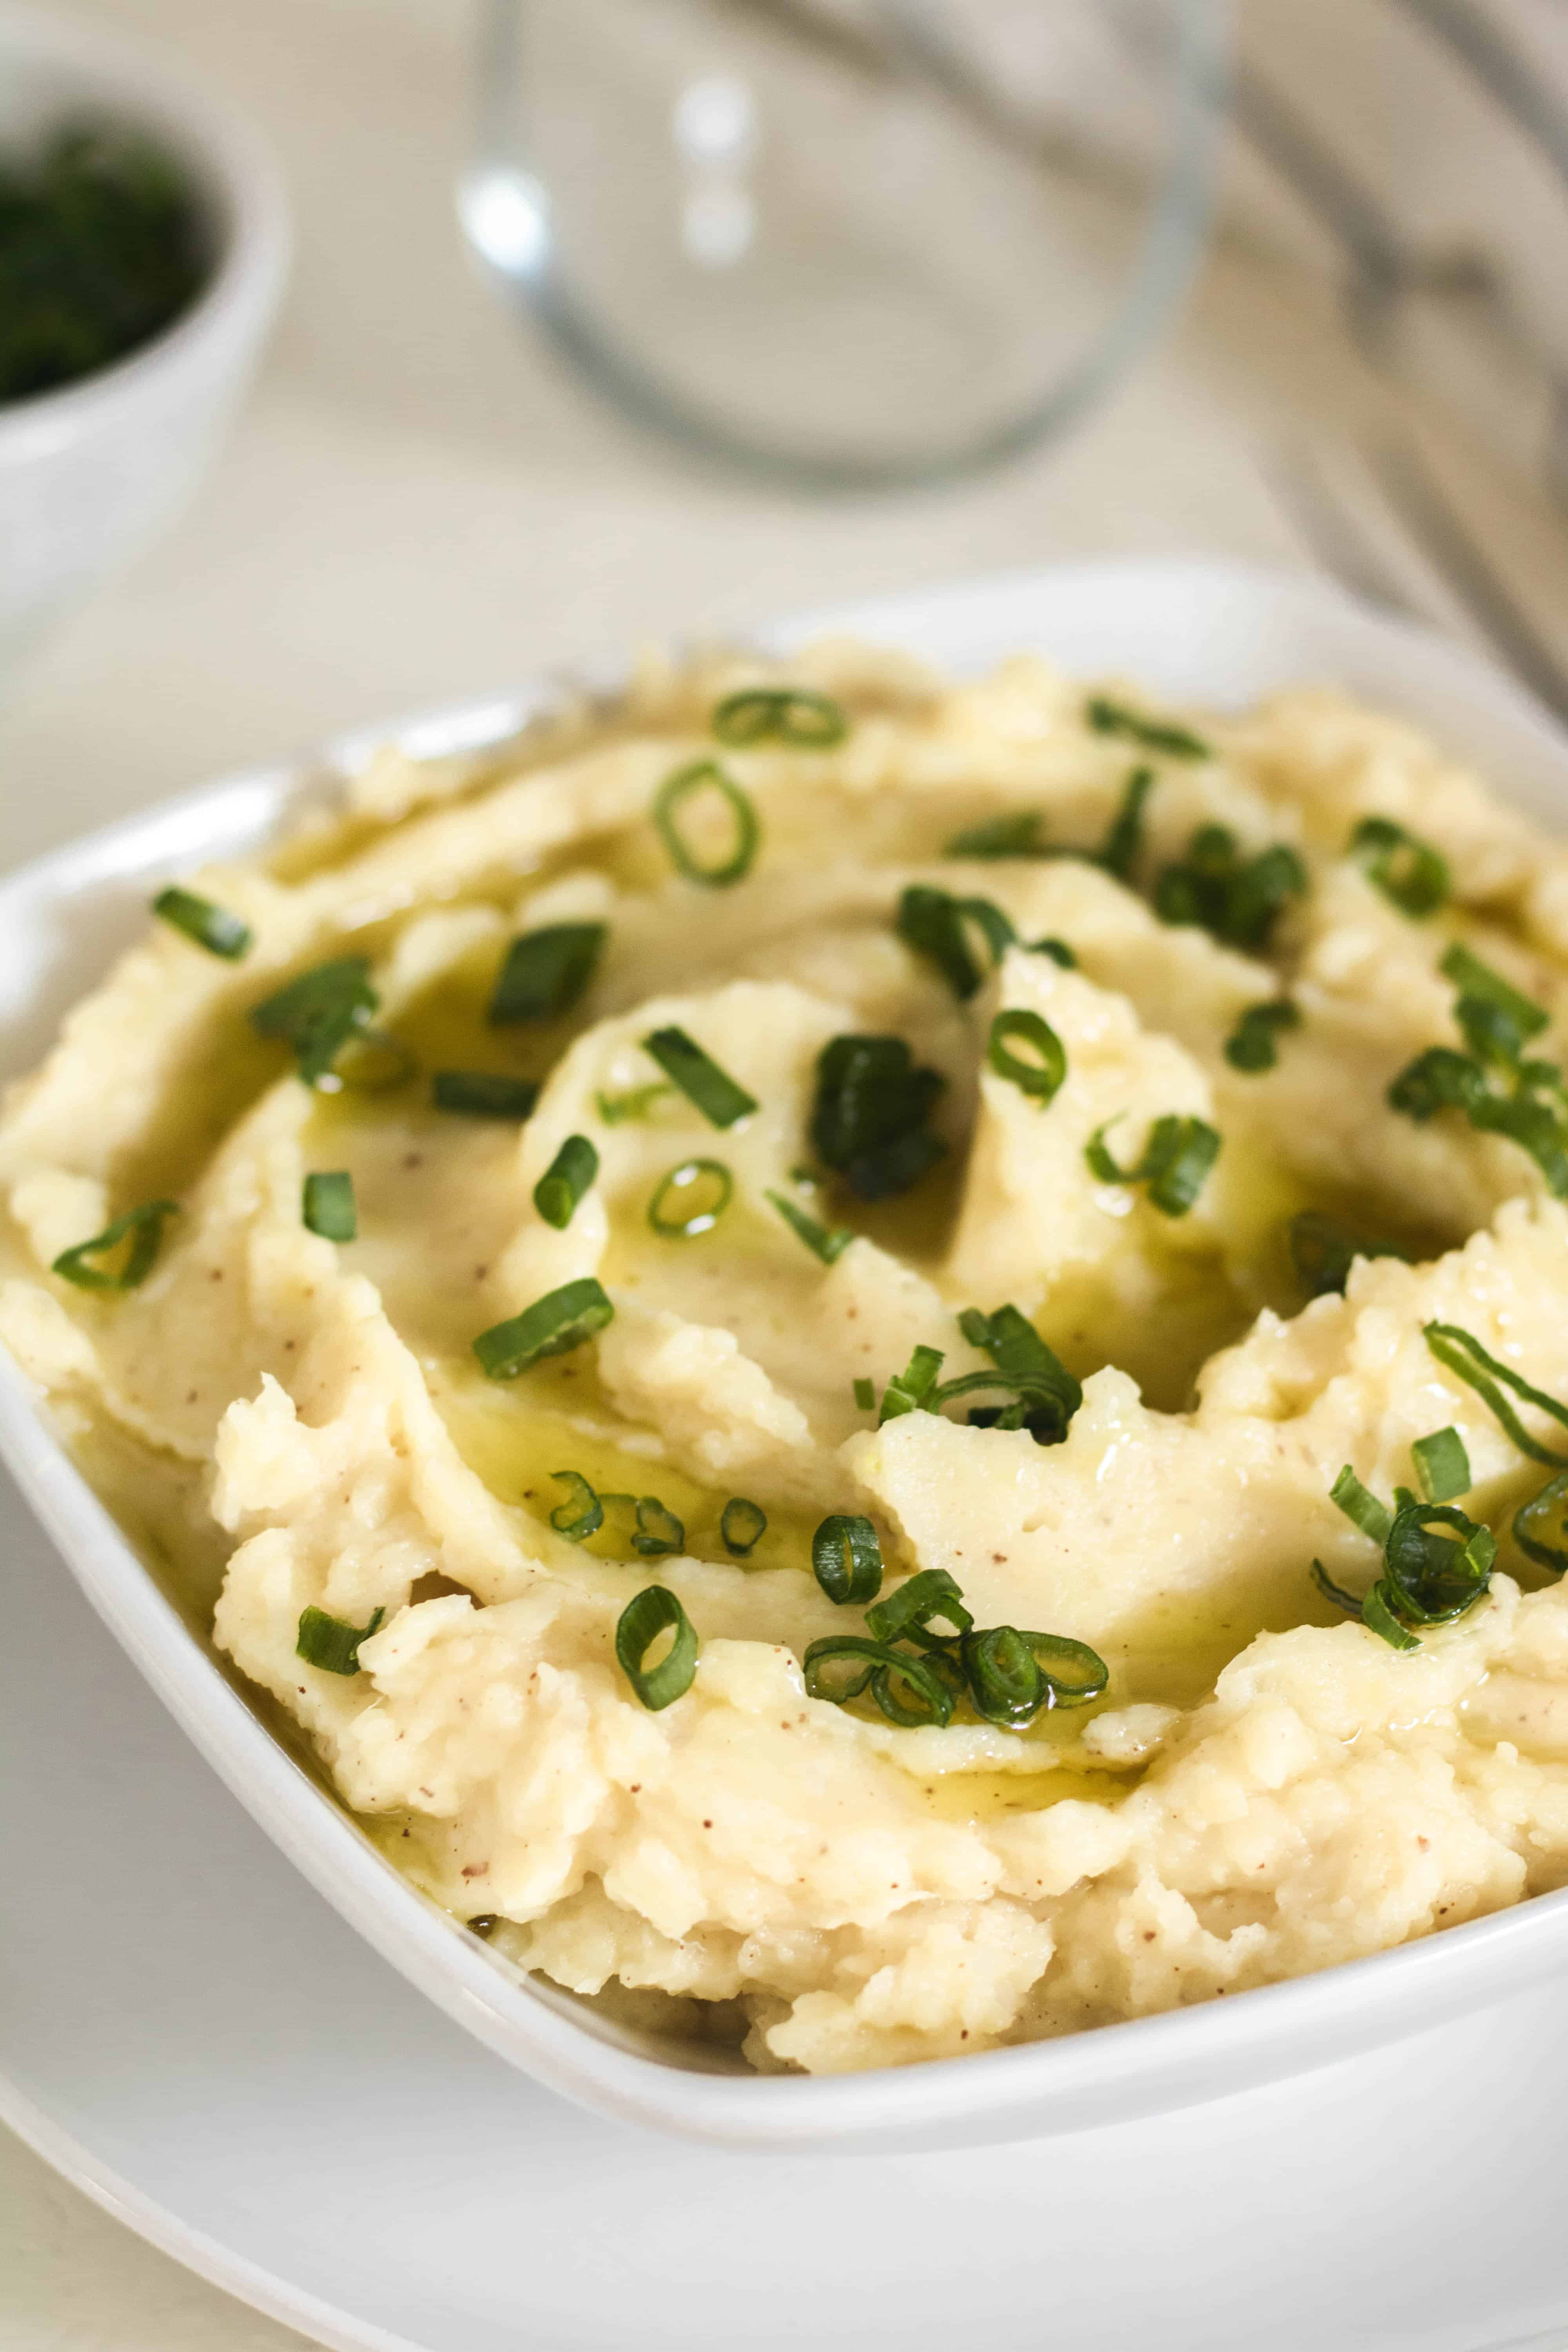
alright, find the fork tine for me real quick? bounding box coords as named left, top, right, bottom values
left=1368, top=438, right=1568, bottom=728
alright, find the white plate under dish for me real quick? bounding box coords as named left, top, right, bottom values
left=5, top=557, right=1568, bottom=2161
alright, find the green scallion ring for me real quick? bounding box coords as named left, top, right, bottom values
left=810, top=1513, right=883, bottom=1605
left=712, top=687, right=848, bottom=749
left=642, top=1026, right=758, bottom=1129
left=766, top=1187, right=853, bottom=1265
left=633, top=1497, right=685, bottom=1557
left=472, top=1276, right=614, bottom=1379
left=653, top=760, right=760, bottom=886
left=548, top=1470, right=603, bottom=1542
left=433, top=1071, right=540, bottom=1120
left=865, top=1568, right=972, bottom=1650
left=152, top=885, right=252, bottom=960
left=961, top=1625, right=1044, bottom=1726
left=986, top=1009, right=1067, bottom=1104
left=296, top=1603, right=385, bottom=1676
left=648, top=1157, right=733, bottom=1238
left=1020, top=1630, right=1109, bottom=1708
left=52, top=1198, right=180, bottom=1293
left=534, top=1133, right=599, bottom=1228
left=1515, top=1470, right=1568, bottom=1575
left=302, top=1171, right=356, bottom=1241
left=720, top=1497, right=767, bottom=1556
left=615, top=1584, right=699, bottom=1709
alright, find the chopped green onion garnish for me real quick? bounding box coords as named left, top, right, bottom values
left=809, top=1033, right=946, bottom=1200
left=548, top=1470, right=603, bottom=1541
left=1330, top=1464, right=1394, bottom=1546
left=489, top=923, right=606, bottom=1024
left=866, top=1568, right=971, bottom=1650
left=1514, top=1471, right=1568, bottom=1575
left=1387, top=1045, right=1485, bottom=1123
left=1288, top=1211, right=1406, bottom=1299
left=853, top=1376, right=875, bottom=1411
left=1383, top=1501, right=1496, bottom=1625
left=720, top=1497, right=766, bottom=1556
left=954, top=1303, right=1082, bottom=1443
left=633, top=1497, right=684, bottom=1556
left=712, top=687, right=847, bottom=748
left=1441, top=942, right=1548, bottom=1071
left=811, top=1513, right=883, bottom=1605
left=152, top=885, right=251, bottom=960
left=642, top=1026, right=757, bottom=1128
left=302, top=1171, right=356, bottom=1241
left=766, top=1188, right=853, bottom=1264
left=878, top=1343, right=945, bottom=1424
left=962, top=1624, right=1046, bottom=1727
left=1362, top=1584, right=1423, bottom=1650
left=296, top=1603, right=385, bottom=1676
left=250, top=956, right=377, bottom=1086
left=802, top=1635, right=954, bottom=1728
left=472, top=1276, right=614, bottom=1379
left=896, top=884, right=1015, bottom=1001
left=595, top=1081, right=671, bottom=1124
left=1224, top=999, right=1300, bottom=1073
left=648, top=1157, right=733, bottom=1238
left=987, top=1008, right=1066, bottom=1103
left=1099, top=765, right=1154, bottom=881
left=944, top=809, right=1047, bottom=859
left=1087, top=696, right=1209, bottom=760
left=433, top=1071, right=540, bottom=1120
left=1424, top=1321, right=1568, bottom=1466
left=1085, top=1113, right=1221, bottom=1216
left=52, top=1197, right=179, bottom=1292
left=1154, top=828, right=1307, bottom=952
left=653, top=761, right=760, bottom=886
left=1310, top=1559, right=1366, bottom=1619
left=1412, top=1425, right=1470, bottom=1504
left=1348, top=817, right=1449, bottom=918
left=615, top=1585, right=698, bottom=1709
left=1031, top=936, right=1076, bottom=967
left=534, top=1134, right=598, bottom=1228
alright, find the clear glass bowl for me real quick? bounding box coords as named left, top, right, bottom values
left=461, top=0, right=1230, bottom=491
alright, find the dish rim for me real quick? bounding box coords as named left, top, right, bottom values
left=7, top=553, right=1568, bottom=2150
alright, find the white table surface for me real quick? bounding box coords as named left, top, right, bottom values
left=0, top=2, right=1490, bottom=2345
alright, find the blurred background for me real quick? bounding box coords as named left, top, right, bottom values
left=5, top=2, right=1568, bottom=2341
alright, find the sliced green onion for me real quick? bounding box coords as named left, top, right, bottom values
left=595, top=1081, right=671, bottom=1124
left=1031, top=936, right=1076, bottom=967
left=1387, top=1045, right=1485, bottom=1123
left=953, top=1303, right=1082, bottom=1443
left=719, top=1497, right=766, bottom=1556
left=1424, top=1321, right=1568, bottom=1467
left=811, top=1513, right=883, bottom=1605
left=944, top=809, right=1046, bottom=859
left=961, top=1625, right=1044, bottom=1726
left=1085, top=1113, right=1221, bottom=1217
left=987, top=1009, right=1066, bottom=1103
left=801, top=1636, right=953, bottom=1728
left=549, top=1470, right=603, bottom=1541
left=296, top=1603, right=385, bottom=1676
left=52, top=1198, right=179, bottom=1292
left=653, top=760, right=760, bottom=886
left=1362, top=1584, right=1422, bottom=1650
left=489, top=923, right=606, bottom=1024
left=472, top=1276, right=614, bottom=1379
left=853, top=1376, right=875, bottom=1411
left=1382, top=1501, right=1495, bottom=1624
left=713, top=686, right=848, bottom=748
left=642, top=1026, right=757, bottom=1129
left=1100, top=765, right=1154, bottom=880
left=433, top=1070, right=540, bottom=1120
left=1440, top=943, right=1548, bottom=1068
left=1470, top=1091, right=1568, bottom=1196
left=896, top=884, right=1015, bottom=1001
left=615, top=1585, right=698, bottom=1709
left=766, top=1188, right=853, bottom=1265
left=877, top=1343, right=945, bottom=1424
left=1020, top=1630, right=1109, bottom=1708
left=648, top=1157, right=733, bottom=1238
left=1311, top=1559, right=1365, bottom=1618
left=1514, top=1472, right=1568, bottom=1575
left=809, top=1033, right=946, bottom=1200
left=532, top=1134, right=597, bottom=1229
left=250, top=956, right=377, bottom=1086
left=1412, top=1425, right=1470, bottom=1505
left=1224, top=1000, right=1300, bottom=1073
left=302, top=1171, right=356, bottom=1241
left=1348, top=817, right=1449, bottom=918
left=1087, top=696, right=1210, bottom=760
left=866, top=1568, right=972, bottom=1650
left=1288, top=1211, right=1406, bottom=1299
left=633, top=1497, right=685, bottom=1557
left=1330, top=1464, right=1394, bottom=1546
left=1154, top=829, right=1306, bottom=952
left=152, top=884, right=251, bottom=960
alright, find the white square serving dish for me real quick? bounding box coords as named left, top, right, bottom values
left=7, top=555, right=1568, bottom=2154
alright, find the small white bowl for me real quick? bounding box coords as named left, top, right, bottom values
left=0, top=4, right=289, bottom=675
left=5, top=558, right=1568, bottom=2152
